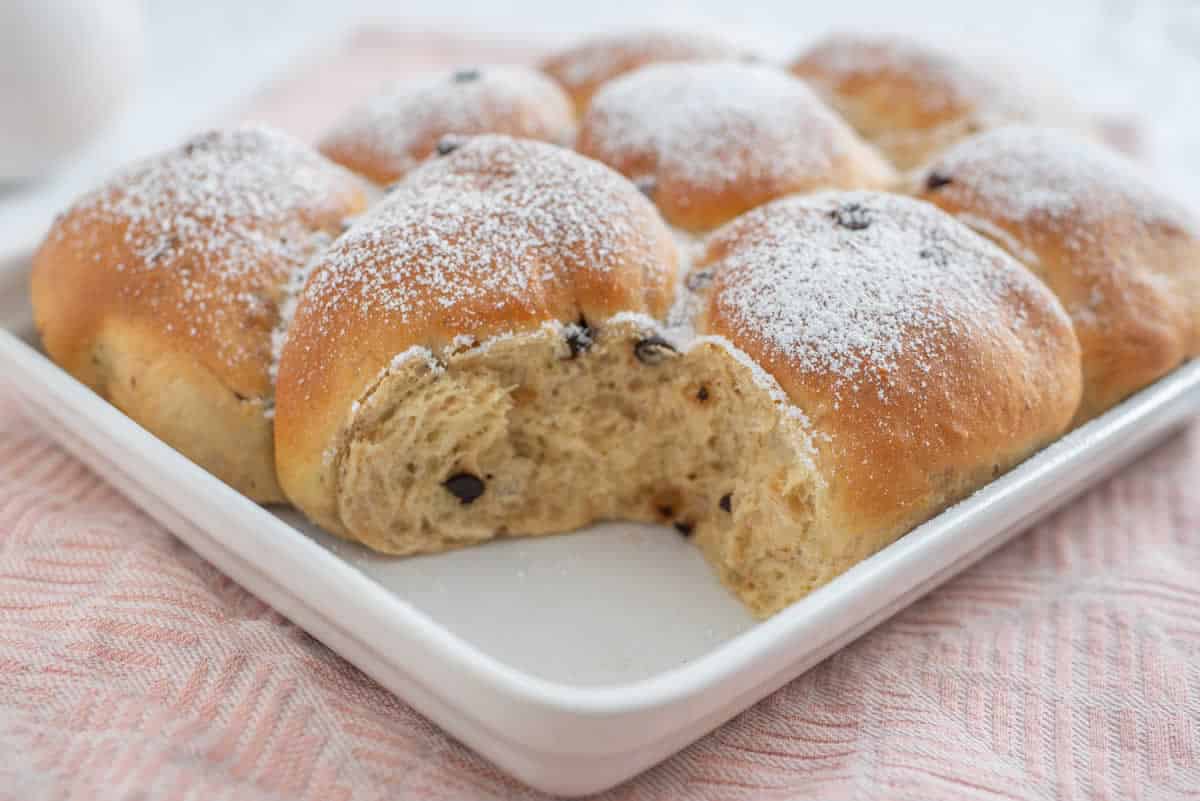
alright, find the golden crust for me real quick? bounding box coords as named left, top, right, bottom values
left=540, top=29, right=750, bottom=114
left=31, top=126, right=368, bottom=500
left=318, top=65, right=574, bottom=185
left=274, top=135, right=679, bottom=527
left=576, top=62, right=897, bottom=232
left=790, top=33, right=1080, bottom=170
left=914, top=126, right=1200, bottom=422
left=693, top=191, right=1083, bottom=545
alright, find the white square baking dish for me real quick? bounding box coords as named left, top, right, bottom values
left=3, top=248, right=1198, bottom=796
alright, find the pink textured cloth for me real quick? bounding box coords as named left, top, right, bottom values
left=4, top=29, right=1199, bottom=800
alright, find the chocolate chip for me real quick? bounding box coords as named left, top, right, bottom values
left=656, top=504, right=674, bottom=519
left=925, top=171, right=953, bottom=190
left=565, top=316, right=593, bottom=359
left=452, top=68, right=481, bottom=83
left=685, top=268, right=714, bottom=292
left=435, top=136, right=461, bottom=156
left=696, top=385, right=710, bottom=402
left=674, top=521, right=694, bottom=537
left=443, top=472, right=485, bottom=504
left=918, top=246, right=949, bottom=267
left=634, top=336, right=676, bottom=365
left=831, top=202, right=872, bottom=230
left=634, top=176, right=657, bottom=198
left=719, top=493, right=732, bottom=513
left=182, top=131, right=217, bottom=157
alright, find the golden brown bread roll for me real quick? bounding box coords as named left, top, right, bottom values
left=273, top=135, right=679, bottom=533
left=685, top=192, right=1081, bottom=611
left=790, top=33, right=1085, bottom=170
left=318, top=65, right=574, bottom=185
left=575, top=61, right=897, bottom=232
left=541, top=28, right=751, bottom=114
left=275, top=146, right=1081, bottom=615
left=915, top=126, right=1200, bottom=423
left=31, top=126, right=368, bottom=501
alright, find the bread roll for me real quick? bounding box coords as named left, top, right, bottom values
left=318, top=65, right=574, bottom=185
left=274, top=135, right=679, bottom=533
left=32, top=126, right=367, bottom=500
left=275, top=151, right=1081, bottom=614
left=915, top=126, right=1200, bottom=422
left=541, top=29, right=750, bottom=114
left=576, top=62, right=896, bottom=232
left=790, top=33, right=1084, bottom=170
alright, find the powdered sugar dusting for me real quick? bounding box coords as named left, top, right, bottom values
left=798, top=33, right=1043, bottom=121
left=923, top=126, right=1200, bottom=240
left=319, top=66, right=573, bottom=182
left=703, top=191, right=1033, bottom=404
left=581, top=62, right=853, bottom=192
left=269, top=233, right=332, bottom=382
left=545, top=29, right=744, bottom=94
left=302, top=135, right=669, bottom=345
left=52, top=125, right=360, bottom=386
left=952, top=212, right=1041, bottom=267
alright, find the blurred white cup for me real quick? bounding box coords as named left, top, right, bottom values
left=0, top=0, right=144, bottom=183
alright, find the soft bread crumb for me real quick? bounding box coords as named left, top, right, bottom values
left=333, top=319, right=823, bottom=617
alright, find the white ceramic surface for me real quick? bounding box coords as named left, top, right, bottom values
left=2, top=251, right=1198, bottom=795
left=0, top=0, right=143, bottom=182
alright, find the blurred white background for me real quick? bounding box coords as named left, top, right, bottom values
left=2, top=0, right=1198, bottom=254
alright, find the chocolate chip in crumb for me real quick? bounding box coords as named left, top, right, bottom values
left=719, top=493, right=732, bottom=513
left=696, top=385, right=710, bottom=402
left=831, top=202, right=872, bottom=230
left=674, top=521, right=694, bottom=537
left=565, top=315, right=593, bottom=359
left=925, top=171, right=953, bottom=191
left=656, top=504, right=674, bottom=519
left=443, top=472, right=485, bottom=504
left=435, top=136, right=462, bottom=156
left=634, top=336, right=676, bottom=365
left=452, top=68, right=481, bottom=83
